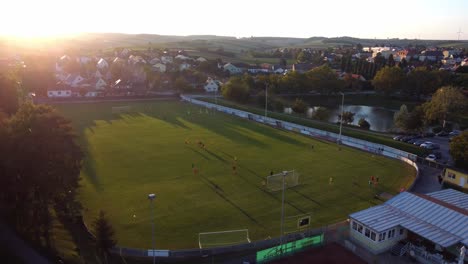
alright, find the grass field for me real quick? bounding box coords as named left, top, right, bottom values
left=56, top=100, right=415, bottom=250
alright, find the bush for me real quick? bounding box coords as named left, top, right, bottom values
left=311, top=107, right=330, bottom=121
left=292, top=98, right=307, bottom=114
left=432, top=126, right=442, bottom=133
left=273, top=100, right=284, bottom=112
left=358, top=118, right=371, bottom=130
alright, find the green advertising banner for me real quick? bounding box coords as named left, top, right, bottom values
left=256, top=234, right=324, bottom=263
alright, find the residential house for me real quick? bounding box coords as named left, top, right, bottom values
left=292, top=63, right=315, bottom=73
left=161, top=55, right=173, bottom=64
left=247, top=65, right=269, bottom=74
left=175, top=54, right=191, bottom=61
left=152, top=63, right=167, bottom=73
left=128, top=55, right=146, bottom=65
left=349, top=189, right=467, bottom=261
left=77, top=56, right=92, bottom=65
left=442, top=168, right=467, bottom=190
left=271, top=65, right=286, bottom=74
left=95, top=70, right=103, bottom=79
left=419, top=50, right=444, bottom=62
left=179, top=62, right=191, bottom=71
left=461, top=58, right=468, bottom=66
left=64, top=74, right=86, bottom=88
left=204, top=77, right=221, bottom=92
left=223, top=63, right=243, bottom=75
left=196, top=57, right=207, bottom=62
left=47, top=90, right=72, bottom=98
left=443, top=50, right=461, bottom=58
left=93, top=78, right=107, bottom=90
left=97, top=58, right=109, bottom=70
left=149, top=57, right=161, bottom=65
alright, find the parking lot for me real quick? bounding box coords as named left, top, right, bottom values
left=394, top=134, right=453, bottom=166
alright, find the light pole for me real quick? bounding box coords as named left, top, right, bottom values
left=338, top=92, right=345, bottom=144
left=279, top=171, right=287, bottom=249
left=148, top=193, right=156, bottom=264
left=265, top=83, right=268, bottom=118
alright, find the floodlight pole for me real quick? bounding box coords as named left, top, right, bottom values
left=148, top=193, right=156, bottom=264
left=338, top=92, right=345, bottom=144
left=280, top=171, right=287, bottom=248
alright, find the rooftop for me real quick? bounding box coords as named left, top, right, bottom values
left=349, top=189, right=468, bottom=248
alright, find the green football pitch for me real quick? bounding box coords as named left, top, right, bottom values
left=57, top=100, right=415, bottom=249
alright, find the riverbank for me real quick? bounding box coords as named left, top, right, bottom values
left=199, top=97, right=426, bottom=156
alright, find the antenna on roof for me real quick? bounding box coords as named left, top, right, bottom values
left=457, top=28, right=463, bottom=41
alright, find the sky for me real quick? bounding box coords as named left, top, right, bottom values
left=1, top=0, right=467, bottom=40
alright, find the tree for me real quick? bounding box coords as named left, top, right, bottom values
left=311, top=107, right=330, bottom=121
left=394, top=104, right=409, bottom=131
left=387, top=54, right=395, bottom=67
left=1, top=103, right=83, bottom=246
left=221, top=76, right=250, bottom=103
left=372, top=66, right=406, bottom=95
left=423, top=86, right=467, bottom=128
left=338, top=111, right=355, bottom=124
left=358, top=118, right=371, bottom=129
left=93, top=210, right=117, bottom=263
left=306, top=65, right=345, bottom=95
left=174, top=76, right=191, bottom=92
left=406, top=67, right=439, bottom=97
left=450, top=131, right=468, bottom=169
left=292, top=98, right=307, bottom=113
left=0, top=74, right=19, bottom=115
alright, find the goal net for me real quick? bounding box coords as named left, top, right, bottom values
left=266, top=170, right=299, bottom=192
left=112, top=106, right=132, bottom=114
left=198, top=229, right=251, bottom=249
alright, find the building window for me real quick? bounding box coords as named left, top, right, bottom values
left=357, top=224, right=363, bottom=233
left=365, top=228, right=370, bottom=238
left=379, top=232, right=386, bottom=242
left=399, top=228, right=404, bottom=235
left=352, top=222, right=357, bottom=231
left=371, top=232, right=376, bottom=241
left=448, top=173, right=456, bottom=179
left=388, top=229, right=396, bottom=238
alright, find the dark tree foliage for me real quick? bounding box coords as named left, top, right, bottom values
left=358, top=118, right=371, bottom=130
left=93, top=210, right=117, bottom=262
left=0, top=103, right=82, bottom=247
left=292, top=98, right=307, bottom=113
left=450, top=131, right=468, bottom=170
left=0, top=74, right=19, bottom=115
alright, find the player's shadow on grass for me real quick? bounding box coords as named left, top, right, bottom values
left=136, top=112, right=191, bottom=130
left=187, top=147, right=211, bottom=160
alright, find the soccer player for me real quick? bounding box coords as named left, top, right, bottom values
left=329, top=177, right=333, bottom=185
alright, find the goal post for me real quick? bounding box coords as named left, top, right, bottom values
left=266, top=170, right=299, bottom=192
left=198, top=229, right=251, bottom=249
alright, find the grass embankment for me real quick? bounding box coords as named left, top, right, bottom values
left=57, top=101, right=415, bottom=249
left=200, top=98, right=426, bottom=156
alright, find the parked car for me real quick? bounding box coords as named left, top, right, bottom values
left=449, top=130, right=460, bottom=137
left=432, top=151, right=442, bottom=159
left=436, top=131, right=449, bottom=137
left=393, top=135, right=404, bottom=141
left=425, top=154, right=437, bottom=161
left=422, top=132, right=435, bottom=137
left=419, top=142, right=433, bottom=148
left=413, top=139, right=427, bottom=146
left=407, top=138, right=419, bottom=144
left=400, top=136, right=415, bottom=142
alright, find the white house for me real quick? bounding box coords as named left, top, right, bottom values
left=77, top=56, right=92, bottom=65
left=223, top=63, right=243, bottom=75
left=349, top=189, right=468, bottom=258
left=149, top=57, right=161, bottom=65
left=196, top=57, right=207, bottom=62
left=204, top=78, right=221, bottom=92
left=179, top=62, right=191, bottom=71
left=64, top=74, right=86, bottom=88
left=95, top=70, right=103, bottom=79
left=93, top=78, right=107, bottom=90
left=175, top=54, right=191, bottom=61
left=47, top=90, right=72, bottom=98
left=161, top=55, right=173, bottom=64
left=152, top=63, right=166, bottom=73
left=97, top=58, right=109, bottom=70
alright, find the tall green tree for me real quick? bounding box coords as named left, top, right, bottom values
left=221, top=76, right=250, bottom=103
left=406, top=67, right=439, bottom=97
left=387, top=54, right=395, bottom=67
left=0, top=74, right=19, bottom=115
left=338, top=111, right=355, bottom=124
left=1, top=103, right=83, bottom=246
left=306, top=65, right=344, bottom=95
left=423, top=86, right=467, bottom=128
left=393, top=104, right=409, bottom=131
left=292, top=98, right=307, bottom=113
left=372, top=66, right=406, bottom=95
left=449, top=131, right=468, bottom=169
left=93, top=210, right=117, bottom=264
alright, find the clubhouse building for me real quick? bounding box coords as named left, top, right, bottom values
left=349, top=189, right=467, bottom=263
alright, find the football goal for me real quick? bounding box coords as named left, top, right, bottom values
left=266, top=170, right=299, bottom=192
left=198, top=229, right=251, bottom=249
left=112, top=106, right=132, bottom=114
